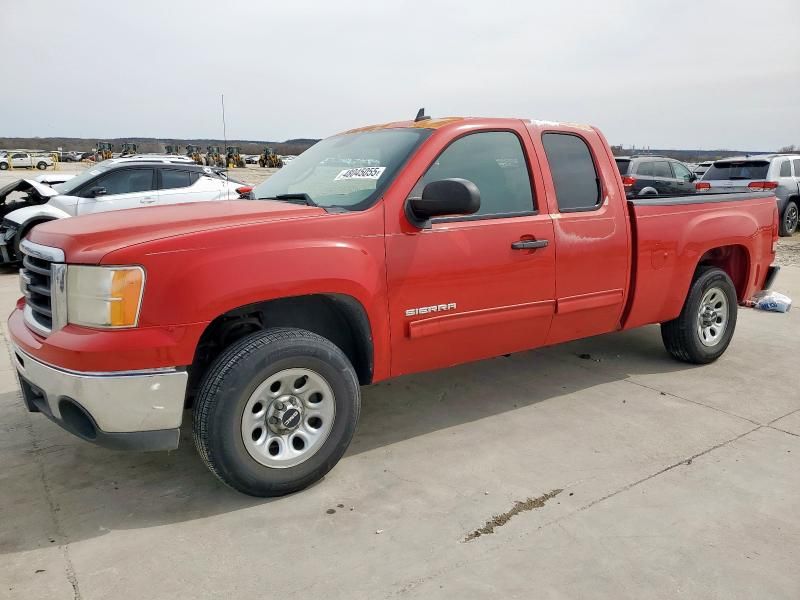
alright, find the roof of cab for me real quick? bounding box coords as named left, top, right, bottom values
left=339, top=116, right=596, bottom=136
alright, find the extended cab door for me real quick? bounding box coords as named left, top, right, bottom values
left=385, top=126, right=556, bottom=376
left=532, top=127, right=630, bottom=345
left=76, top=167, right=157, bottom=215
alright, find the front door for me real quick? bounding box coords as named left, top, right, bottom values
left=385, top=128, right=556, bottom=376
left=77, top=167, right=156, bottom=215
left=670, top=161, right=695, bottom=195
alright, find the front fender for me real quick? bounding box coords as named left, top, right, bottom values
left=5, top=202, right=70, bottom=226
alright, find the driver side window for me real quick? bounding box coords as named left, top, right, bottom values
left=672, top=162, right=692, bottom=181
left=409, top=131, right=535, bottom=218
left=84, top=168, right=154, bottom=197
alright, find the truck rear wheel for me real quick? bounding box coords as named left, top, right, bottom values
left=36, top=161, right=48, bottom=170
left=193, top=328, right=361, bottom=497
left=660, top=267, right=737, bottom=364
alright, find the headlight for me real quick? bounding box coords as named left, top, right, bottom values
left=66, top=265, right=145, bottom=328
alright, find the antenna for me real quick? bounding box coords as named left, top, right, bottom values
left=221, top=93, right=228, bottom=168
left=414, top=107, right=430, bottom=122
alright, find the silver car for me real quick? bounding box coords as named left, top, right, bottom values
left=698, top=154, right=800, bottom=236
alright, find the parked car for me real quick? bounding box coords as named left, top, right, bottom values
left=614, top=155, right=697, bottom=198
left=693, top=160, right=714, bottom=179
left=0, top=152, right=53, bottom=170
left=8, top=116, right=779, bottom=497
left=0, top=160, right=243, bottom=263
left=696, top=154, right=800, bottom=236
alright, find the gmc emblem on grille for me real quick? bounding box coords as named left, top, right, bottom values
left=405, top=303, right=457, bottom=317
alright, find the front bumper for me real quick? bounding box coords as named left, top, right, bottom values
left=12, top=346, right=188, bottom=451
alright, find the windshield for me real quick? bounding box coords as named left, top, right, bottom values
left=52, top=163, right=111, bottom=194
left=251, top=128, right=433, bottom=210
left=703, top=160, right=769, bottom=181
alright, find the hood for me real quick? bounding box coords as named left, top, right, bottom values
left=0, top=178, right=59, bottom=203
left=27, top=199, right=325, bottom=263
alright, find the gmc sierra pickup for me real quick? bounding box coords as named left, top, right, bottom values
left=9, top=115, right=780, bottom=497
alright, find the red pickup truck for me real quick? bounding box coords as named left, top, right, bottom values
left=10, top=115, right=780, bottom=496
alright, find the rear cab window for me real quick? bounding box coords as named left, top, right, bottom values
left=541, top=133, right=600, bottom=212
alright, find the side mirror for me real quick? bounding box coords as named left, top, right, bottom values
left=407, top=178, right=480, bottom=224
left=88, top=186, right=107, bottom=197
left=689, top=173, right=697, bottom=182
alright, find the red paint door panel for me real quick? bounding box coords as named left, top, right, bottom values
left=386, top=215, right=555, bottom=375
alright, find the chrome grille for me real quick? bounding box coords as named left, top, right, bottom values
left=21, top=254, right=53, bottom=331
left=19, top=240, right=66, bottom=337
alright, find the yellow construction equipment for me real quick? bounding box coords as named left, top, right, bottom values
left=205, top=146, right=224, bottom=168
left=164, top=144, right=182, bottom=155
left=96, top=142, right=113, bottom=161
left=225, top=146, right=246, bottom=168
left=258, top=146, right=283, bottom=168
left=120, top=143, right=138, bottom=156
left=187, top=145, right=204, bottom=165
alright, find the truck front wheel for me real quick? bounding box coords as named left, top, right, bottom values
left=660, top=267, right=737, bottom=364
left=193, top=328, right=361, bottom=497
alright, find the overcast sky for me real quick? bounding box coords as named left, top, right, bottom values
left=1, top=0, right=798, bottom=150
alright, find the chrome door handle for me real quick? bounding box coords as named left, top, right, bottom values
left=140, top=197, right=156, bottom=204
left=511, top=239, right=549, bottom=250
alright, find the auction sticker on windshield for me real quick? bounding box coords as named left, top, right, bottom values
left=334, top=167, right=386, bottom=181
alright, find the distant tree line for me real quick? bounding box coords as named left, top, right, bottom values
left=0, top=137, right=320, bottom=156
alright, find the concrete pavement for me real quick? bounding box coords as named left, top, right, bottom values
left=1, top=262, right=798, bottom=599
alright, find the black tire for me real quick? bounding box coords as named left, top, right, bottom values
left=0, top=162, right=8, bottom=170
left=193, top=328, right=361, bottom=497
left=12, top=219, right=52, bottom=263
left=779, top=200, right=798, bottom=237
left=661, top=267, right=738, bottom=364
left=36, top=162, right=47, bottom=170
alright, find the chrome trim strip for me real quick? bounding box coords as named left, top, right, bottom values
left=13, top=346, right=182, bottom=377
left=19, top=239, right=65, bottom=263
left=51, top=263, right=67, bottom=332
left=23, top=304, right=51, bottom=337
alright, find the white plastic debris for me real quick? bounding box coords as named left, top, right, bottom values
left=748, top=290, right=792, bottom=313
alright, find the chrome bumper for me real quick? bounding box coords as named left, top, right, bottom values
left=13, top=347, right=188, bottom=451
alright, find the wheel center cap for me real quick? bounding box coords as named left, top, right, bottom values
left=281, top=408, right=301, bottom=429
left=267, top=395, right=303, bottom=433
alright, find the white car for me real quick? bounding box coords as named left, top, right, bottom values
left=0, top=152, right=54, bottom=170
left=0, top=160, right=246, bottom=263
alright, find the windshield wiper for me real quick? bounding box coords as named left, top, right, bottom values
left=258, top=193, right=318, bottom=207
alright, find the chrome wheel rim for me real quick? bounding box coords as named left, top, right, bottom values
left=786, top=204, right=799, bottom=233
left=241, top=368, right=335, bottom=468
left=696, top=287, right=728, bottom=347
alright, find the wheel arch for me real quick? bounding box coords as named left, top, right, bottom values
left=188, top=293, right=375, bottom=403
left=696, top=243, right=751, bottom=302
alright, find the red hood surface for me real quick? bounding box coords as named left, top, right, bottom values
left=28, top=200, right=325, bottom=263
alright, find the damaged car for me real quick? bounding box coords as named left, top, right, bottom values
left=0, top=160, right=244, bottom=264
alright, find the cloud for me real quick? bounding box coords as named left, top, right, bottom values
left=1, top=0, right=797, bottom=149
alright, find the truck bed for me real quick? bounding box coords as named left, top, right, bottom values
left=623, top=192, right=777, bottom=330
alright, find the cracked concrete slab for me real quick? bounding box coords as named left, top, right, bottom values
left=0, top=261, right=798, bottom=599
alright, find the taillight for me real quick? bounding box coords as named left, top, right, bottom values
left=236, top=185, right=253, bottom=197
left=748, top=181, right=778, bottom=191
left=622, top=176, right=636, bottom=188
left=695, top=182, right=711, bottom=191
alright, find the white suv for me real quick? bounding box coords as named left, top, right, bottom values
left=697, top=154, right=800, bottom=236
left=0, top=160, right=245, bottom=263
